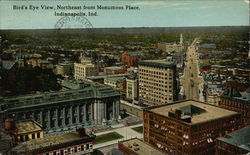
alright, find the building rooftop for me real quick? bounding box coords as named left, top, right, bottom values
left=146, top=100, right=239, bottom=124
left=105, top=66, right=123, bottom=71
left=11, top=130, right=95, bottom=154
left=218, top=126, right=250, bottom=151
left=74, top=63, right=96, bottom=67
left=104, top=76, right=125, bottom=83
left=126, top=52, right=140, bottom=57
left=221, top=87, right=250, bottom=103
left=138, top=59, right=175, bottom=68
left=16, top=120, right=43, bottom=135
left=119, top=138, right=165, bottom=155
left=0, top=81, right=120, bottom=112
left=87, top=73, right=128, bottom=80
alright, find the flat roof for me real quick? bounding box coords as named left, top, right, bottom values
left=1, top=81, right=120, bottom=111
left=120, top=138, right=165, bottom=155
left=12, top=131, right=94, bottom=153
left=138, top=59, right=175, bottom=68
left=104, top=76, right=125, bottom=82
left=147, top=100, right=238, bottom=124
left=17, top=120, right=43, bottom=135
left=218, top=126, right=250, bottom=151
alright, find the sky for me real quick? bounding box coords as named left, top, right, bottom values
left=0, top=0, right=249, bottom=29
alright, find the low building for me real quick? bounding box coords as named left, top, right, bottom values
left=118, top=138, right=165, bottom=155
left=104, top=76, right=126, bottom=92
left=143, top=100, right=241, bottom=155
left=104, top=66, right=124, bottom=75
left=4, top=119, right=43, bottom=143
left=55, top=62, right=73, bottom=76
left=74, top=63, right=98, bottom=80
left=199, top=43, right=216, bottom=49
left=37, top=60, right=53, bottom=69
left=87, top=74, right=128, bottom=84
left=15, top=120, right=43, bottom=142
left=25, top=58, right=41, bottom=67
left=216, top=126, right=250, bottom=155
left=121, top=52, right=140, bottom=67
left=11, top=128, right=95, bottom=155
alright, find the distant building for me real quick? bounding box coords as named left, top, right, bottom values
left=11, top=129, right=95, bottom=155
left=26, top=59, right=53, bottom=69
left=216, top=126, right=250, bottom=155
left=104, top=76, right=126, bottom=93
left=138, top=59, right=177, bottom=106
left=104, top=66, right=125, bottom=75
left=199, top=43, right=216, bottom=49
left=143, top=100, right=241, bottom=155
left=25, top=58, right=41, bottom=67
left=220, top=86, right=250, bottom=126
left=126, top=73, right=138, bottom=102
left=61, top=79, right=91, bottom=90
left=87, top=74, right=128, bottom=84
left=74, top=63, right=98, bottom=80
left=37, top=60, right=53, bottom=69
left=157, top=34, right=184, bottom=53
left=207, top=95, right=221, bottom=106
left=121, top=52, right=140, bottom=67
left=55, top=62, right=73, bottom=76
left=79, top=53, right=92, bottom=64
left=118, top=138, right=165, bottom=155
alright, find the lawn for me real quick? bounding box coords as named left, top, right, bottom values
left=94, top=132, right=124, bottom=144
left=132, top=126, right=143, bottom=133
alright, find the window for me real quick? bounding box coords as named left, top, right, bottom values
left=32, top=133, right=35, bottom=139
left=25, top=135, right=29, bottom=141
left=20, top=136, right=24, bottom=142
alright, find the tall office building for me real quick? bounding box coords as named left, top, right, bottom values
left=138, top=59, right=177, bottom=106
left=74, top=63, right=98, bottom=80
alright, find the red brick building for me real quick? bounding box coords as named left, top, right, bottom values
left=118, top=138, right=165, bottom=155
left=121, top=52, right=140, bottom=67
left=143, top=100, right=241, bottom=155
left=216, top=126, right=250, bottom=155
left=220, top=87, right=250, bottom=126
left=11, top=128, right=95, bottom=155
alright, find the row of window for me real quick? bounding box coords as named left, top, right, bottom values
left=43, top=143, right=92, bottom=155
left=19, top=132, right=41, bottom=142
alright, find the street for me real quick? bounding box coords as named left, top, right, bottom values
left=181, top=38, right=204, bottom=101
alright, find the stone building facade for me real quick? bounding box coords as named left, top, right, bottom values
left=0, top=83, right=120, bottom=133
